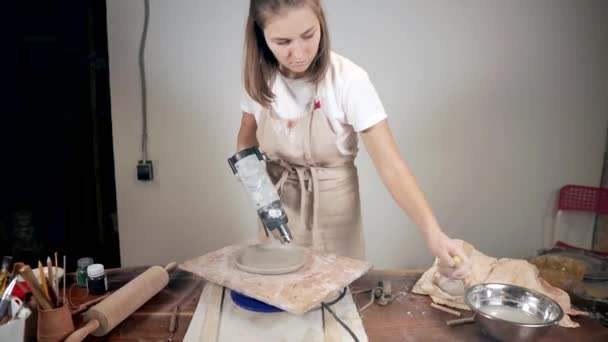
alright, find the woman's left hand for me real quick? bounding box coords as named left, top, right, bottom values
left=425, top=229, right=472, bottom=279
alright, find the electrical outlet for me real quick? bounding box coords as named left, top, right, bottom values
left=137, top=160, right=154, bottom=181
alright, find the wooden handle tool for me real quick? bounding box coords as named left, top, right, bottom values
left=37, top=260, right=52, bottom=304
left=65, top=262, right=177, bottom=342
left=18, top=266, right=53, bottom=310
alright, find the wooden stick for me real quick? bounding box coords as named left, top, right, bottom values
left=63, top=255, right=67, bottom=306
left=54, top=252, right=59, bottom=276
left=54, top=252, right=60, bottom=301
left=447, top=314, right=476, bottom=326
left=70, top=292, right=112, bottom=315
left=44, top=258, right=58, bottom=306
left=430, top=303, right=461, bottom=317
left=47, top=257, right=54, bottom=290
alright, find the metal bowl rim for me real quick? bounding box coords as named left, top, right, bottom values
left=464, top=282, right=564, bottom=327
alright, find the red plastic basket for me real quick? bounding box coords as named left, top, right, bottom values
left=558, top=185, right=608, bottom=214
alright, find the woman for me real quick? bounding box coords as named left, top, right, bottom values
left=236, top=0, right=470, bottom=278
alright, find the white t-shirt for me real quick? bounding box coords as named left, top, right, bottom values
left=240, top=51, right=387, bottom=156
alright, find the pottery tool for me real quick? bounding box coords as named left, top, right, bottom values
left=41, top=259, right=58, bottom=306
left=63, top=255, right=67, bottom=306
left=453, top=256, right=462, bottom=265
left=54, top=253, right=59, bottom=277
left=0, top=277, right=18, bottom=319
left=0, top=256, right=12, bottom=294
left=168, top=305, right=178, bottom=342
left=47, top=257, right=54, bottom=290
left=436, top=255, right=471, bottom=297
left=447, top=314, right=476, bottom=326
left=18, top=265, right=53, bottom=310
left=65, top=262, right=177, bottom=342
left=47, top=257, right=58, bottom=305
left=38, top=260, right=51, bottom=302
left=54, top=253, right=60, bottom=299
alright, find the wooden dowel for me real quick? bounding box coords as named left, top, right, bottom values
left=430, top=303, right=461, bottom=317
left=63, top=255, right=67, bottom=306
left=70, top=292, right=112, bottom=315
left=447, top=314, right=476, bottom=326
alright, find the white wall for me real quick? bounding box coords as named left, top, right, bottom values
left=106, top=0, right=608, bottom=268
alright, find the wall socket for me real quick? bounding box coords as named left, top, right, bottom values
left=137, top=160, right=154, bottom=181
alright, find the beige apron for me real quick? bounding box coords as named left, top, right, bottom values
left=256, top=86, right=366, bottom=260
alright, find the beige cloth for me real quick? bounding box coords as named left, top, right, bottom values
left=256, top=86, right=366, bottom=260
left=412, top=241, right=585, bottom=328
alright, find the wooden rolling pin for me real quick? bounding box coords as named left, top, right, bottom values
left=65, top=262, right=177, bottom=342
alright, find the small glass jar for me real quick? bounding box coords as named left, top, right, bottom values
left=76, top=257, right=94, bottom=288
left=86, top=263, right=108, bottom=295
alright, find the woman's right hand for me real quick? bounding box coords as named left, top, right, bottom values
left=425, top=230, right=472, bottom=279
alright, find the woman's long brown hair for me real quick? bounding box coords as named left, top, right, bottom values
left=243, top=0, right=330, bottom=108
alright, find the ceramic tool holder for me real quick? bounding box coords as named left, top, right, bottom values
left=37, top=304, right=74, bottom=342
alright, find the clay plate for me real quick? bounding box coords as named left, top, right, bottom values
left=234, top=244, right=307, bottom=275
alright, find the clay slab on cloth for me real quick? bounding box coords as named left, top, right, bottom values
left=179, top=242, right=372, bottom=314
left=234, top=244, right=307, bottom=275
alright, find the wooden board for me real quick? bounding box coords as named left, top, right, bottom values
left=199, top=283, right=224, bottom=342
left=179, top=242, right=372, bottom=314
left=183, top=283, right=368, bottom=342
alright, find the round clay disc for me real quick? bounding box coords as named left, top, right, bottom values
left=234, top=244, right=307, bottom=275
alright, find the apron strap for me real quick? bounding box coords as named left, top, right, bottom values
left=310, top=167, right=320, bottom=244
left=273, top=160, right=309, bottom=232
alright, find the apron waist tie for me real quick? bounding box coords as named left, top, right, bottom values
left=271, top=160, right=355, bottom=242
left=273, top=161, right=316, bottom=234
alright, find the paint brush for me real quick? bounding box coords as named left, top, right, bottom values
left=1, top=256, right=12, bottom=275
left=47, top=257, right=54, bottom=290
left=54, top=252, right=59, bottom=296
left=0, top=256, right=12, bottom=294
left=0, top=276, right=18, bottom=319
left=38, top=260, right=51, bottom=303
left=47, top=257, right=59, bottom=306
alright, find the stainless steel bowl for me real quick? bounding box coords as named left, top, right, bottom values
left=464, top=283, right=564, bottom=341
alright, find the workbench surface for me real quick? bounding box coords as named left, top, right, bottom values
left=69, top=267, right=608, bottom=341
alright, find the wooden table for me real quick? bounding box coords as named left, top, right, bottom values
left=68, top=267, right=608, bottom=341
